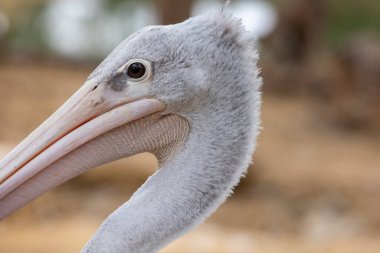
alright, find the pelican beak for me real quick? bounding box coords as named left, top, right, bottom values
left=0, top=80, right=165, bottom=218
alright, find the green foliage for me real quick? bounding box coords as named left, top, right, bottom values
left=5, top=0, right=380, bottom=54
left=268, top=0, right=380, bottom=46
left=7, top=2, right=48, bottom=53
left=104, top=0, right=150, bottom=12
left=327, top=0, right=380, bottom=46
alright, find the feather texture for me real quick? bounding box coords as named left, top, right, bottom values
left=83, top=10, right=262, bottom=253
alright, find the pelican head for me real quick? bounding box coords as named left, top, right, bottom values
left=0, top=10, right=261, bottom=252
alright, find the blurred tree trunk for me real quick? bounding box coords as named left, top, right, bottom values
left=155, top=0, right=194, bottom=25
left=261, top=0, right=329, bottom=95
left=264, top=0, right=327, bottom=62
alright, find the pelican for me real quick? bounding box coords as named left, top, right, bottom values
left=0, top=10, right=261, bottom=252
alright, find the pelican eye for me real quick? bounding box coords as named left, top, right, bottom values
left=127, top=62, right=146, bottom=80
left=117, top=59, right=151, bottom=83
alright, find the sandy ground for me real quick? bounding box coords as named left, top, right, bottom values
left=0, top=59, right=379, bottom=252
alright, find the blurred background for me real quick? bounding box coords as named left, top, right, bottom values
left=0, top=0, right=379, bottom=252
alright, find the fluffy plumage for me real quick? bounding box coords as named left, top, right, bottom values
left=82, top=10, right=262, bottom=253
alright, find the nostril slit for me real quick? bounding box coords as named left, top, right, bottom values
left=92, top=85, right=98, bottom=91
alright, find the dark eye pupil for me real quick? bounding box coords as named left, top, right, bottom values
left=127, top=62, right=146, bottom=79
